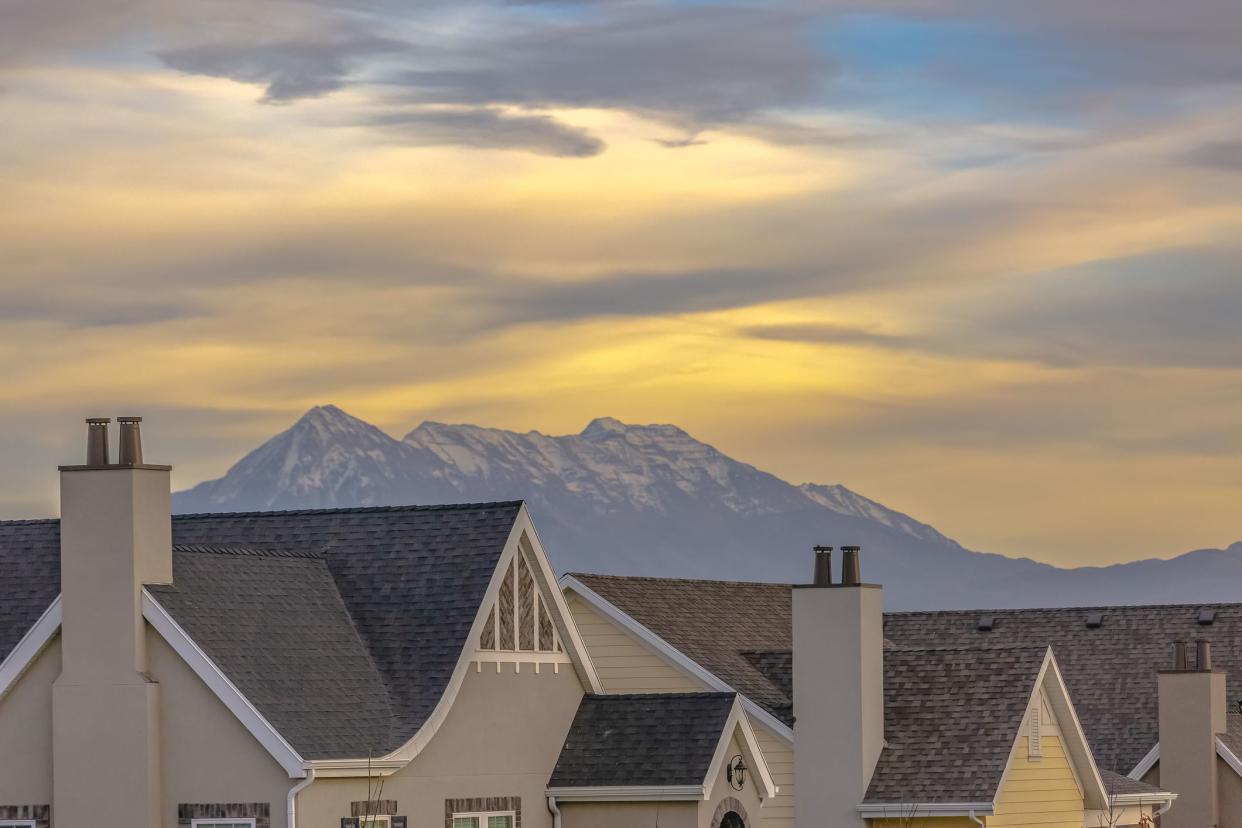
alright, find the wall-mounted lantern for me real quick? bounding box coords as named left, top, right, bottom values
left=726, top=754, right=747, bottom=791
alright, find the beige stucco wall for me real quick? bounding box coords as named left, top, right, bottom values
left=297, top=661, right=584, bottom=828
left=566, top=594, right=703, bottom=693
left=147, top=627, right=293, bottom=827
left=1219, top=755, right=1242, bottom=828
left=560, top=801, right=698, bottom=828
left=0, top=636, right=59, bottom=807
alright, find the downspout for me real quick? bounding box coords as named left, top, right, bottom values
left=288, top=768, right=316, bottom=828
left=1155, top=799, right=1175, bottom=820
left=547, top=795, right=562, bottom=828
left=969, top=809, right=985, bottom=828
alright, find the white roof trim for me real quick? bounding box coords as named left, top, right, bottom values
left=702, top=697, right=779, bottom=801
left=857, top=803, right=994, bottom=818
left=382, top=505, right=601, bottom=764
left=545, top=785, right=705, bottom=802
left=1129, top=744, right=1159, bottom=780
left=1218, top=737, right=1242, bottom=779
left=560, top=574, right=794, bottom=744
left=142, top=589, right=306, bottom=778
left=0, top=596, right=61, bottom=703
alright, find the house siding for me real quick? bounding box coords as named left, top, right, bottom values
left=0, top=634, right=58, bottom=807
left=566, top=594, right=704, bottom=693
left=1220, top=756, right=1242, bottom=828
left=988, top=734, right=1084, bottom=828
left=753, top=722, right=794, bottom=828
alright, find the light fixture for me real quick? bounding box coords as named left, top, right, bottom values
left=727, top=754, right=747, bottom=791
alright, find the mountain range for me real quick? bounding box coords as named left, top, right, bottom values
left=173, top=405, right=1242, bottom=610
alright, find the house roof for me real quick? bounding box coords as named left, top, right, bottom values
left=568, top=573, right=1242, bottom=775
left=549, top=692, right=736, bottom=788
left=863, top=646, right=1047, bottom=804
left=1099, top=769, right=1166, bottom=798
left=1, top=502, right=524, bottom=759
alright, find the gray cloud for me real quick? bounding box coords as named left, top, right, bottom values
left=367, top=107, right=605, bottom=157
left=393, top=6, right=829, bottom=129
left=1184, top=140, right=1242, bottom=170
left=159, top=33, right=405, bottom=102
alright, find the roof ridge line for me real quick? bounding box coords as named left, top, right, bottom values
left=173, top=544, right=324, bottom=560
left=170, top=501, right=525, bottom=520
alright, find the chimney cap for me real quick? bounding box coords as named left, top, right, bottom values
left=117, top=416, right=143, bottom=423
left=86, top=417, right=111, bottom=424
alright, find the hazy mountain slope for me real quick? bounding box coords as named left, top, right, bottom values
left=174, top=405, right=1242, bottom=610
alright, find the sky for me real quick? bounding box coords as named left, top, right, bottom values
left=2, top=0, right=1241, bottom=567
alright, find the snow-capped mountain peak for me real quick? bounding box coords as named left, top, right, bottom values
left=173, top=406, right=1242, bottom=610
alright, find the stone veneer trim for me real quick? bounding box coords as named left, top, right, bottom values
left=710, top=796, right=749, bottom=828
left=178, top=802, right=271, bottom=828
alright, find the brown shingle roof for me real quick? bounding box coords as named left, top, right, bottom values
left=863, top=646, right=1047, bottom=803
left=571, top=573, right=1242, bottom=775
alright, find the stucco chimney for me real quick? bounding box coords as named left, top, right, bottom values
left=52, top=416, right=172, bottom=828
left=1157, top=639, right=1225, bottom=828
left=793, top=546, right=883, bottom=828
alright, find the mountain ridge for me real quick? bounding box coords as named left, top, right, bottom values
left=173, top=404, right=1242, bottom=610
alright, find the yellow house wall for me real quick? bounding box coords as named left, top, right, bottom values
left=988, top=734, right=1084, bottom=828
left=0, top=635, right=58, bottom=807
left=699, top=733, right=766, bottom=828
left=565, top=594, right=704, bottom=693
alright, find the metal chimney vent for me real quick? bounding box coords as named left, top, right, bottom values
left=1198, top=608, right=1217, bottom=626
left=1196, top=639, right=1213, bottom=671
left=85, top=418, right=111, bottom=465
left=976, top=615, right=994, bottom=632
left=117, top=416, right=143, bottom=465
left=812, top=545, right=833, bottom=587
left=840, top=546, right=861, bottom=586
left=1085, top=612, right=1104, bottom=629
left=1173, top=640, right=1189, bottom=671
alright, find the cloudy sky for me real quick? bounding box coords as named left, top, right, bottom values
left=2, top=0, right=1241, bottom=566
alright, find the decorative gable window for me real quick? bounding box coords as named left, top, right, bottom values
left=1028, top=704, right=1042, bottom=759
left=476, top=551, right=569, bottom=671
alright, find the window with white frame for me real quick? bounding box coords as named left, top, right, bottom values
left=0, top=821, right=36, bottom=828
left=451, top=811, right=515, bottom=828
left=190, top=822, right=255, bottom=828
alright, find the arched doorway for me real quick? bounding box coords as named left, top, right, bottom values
left=710, top=798, right=749, bottom=828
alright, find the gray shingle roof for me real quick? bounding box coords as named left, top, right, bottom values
left=863, top=646, right=1046, bottom=804
left=1100, top=769, right=1166, bottom=797
left=0, top=502, right=523, bottom=760
left=572, top=573, right=1242, bottom=776
left=549, top=692, right=736, bottom=788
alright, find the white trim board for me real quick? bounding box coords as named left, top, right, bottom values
left=1128, top=744, right=1160, bottom=780
left=142, top=589, right=306, bottom=778
left=545, top=785, right=706, bottom=802
left=1218, top=738, right=1242, bottom=779
left=857, top=803, right=994, bottom=819
left=560, top=574, right=795, bottom=744
left=0, top=596, right=60, bottom=703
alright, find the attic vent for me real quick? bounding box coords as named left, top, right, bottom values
left=1028, top=705, right=1042, bottom=759
left=977, top=615, right=994, bottom=632
left=1198, top=609, right=1218, bottom=626
left=1085, top=612, right=1104, bottom=629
